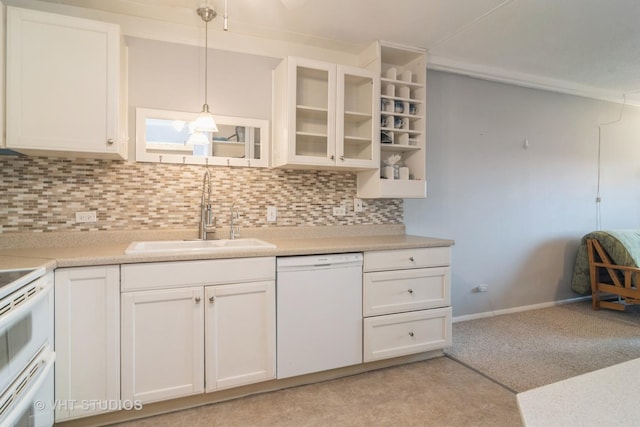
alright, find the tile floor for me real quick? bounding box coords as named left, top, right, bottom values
left=113, top=357, right=522, bottom=427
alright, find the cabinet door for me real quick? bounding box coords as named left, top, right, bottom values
left=54, top=266, right=120, bottom=422
left=275, top=57, right=337, bottom=168
left=205, top=281, right=276, bottom=392
left=6, top=7, right=126, bottom=159
left=0, top=5, right=4, bottom=148
left=336, top=65, right=378, bottom=169
left=121, top=287, right=204, bottom=403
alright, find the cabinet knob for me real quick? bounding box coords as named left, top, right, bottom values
left=330, top=155, right=335, bottom=160
left=107, top=138, right=114, bottom=145
left=195, top=297, right=201, bottom=303
left=408, top=289, right=414, bottom=294
left=209, top=296, right=215, bottom=303
left=409, top=256, right=415, bottom=262
left=339, top=155, right=345, bottom=161
left=408, top=332, right=414, bottom=337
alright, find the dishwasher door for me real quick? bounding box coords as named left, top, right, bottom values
left=276, top=253, right=363, bottom=379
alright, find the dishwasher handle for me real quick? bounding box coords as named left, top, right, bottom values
left=277, top=253, right=363, bottom=271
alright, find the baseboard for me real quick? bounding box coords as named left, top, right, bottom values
left=452, top=295, right=592, bottom=323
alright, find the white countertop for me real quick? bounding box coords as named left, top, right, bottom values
left=517, top=357, right=640, bottom=426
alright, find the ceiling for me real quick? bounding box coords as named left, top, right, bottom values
left=34, top=0, right=640, bottom=104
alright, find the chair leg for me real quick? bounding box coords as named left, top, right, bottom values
left=587, top=240, right=601, bottom=310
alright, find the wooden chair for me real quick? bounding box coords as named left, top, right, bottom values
left=587, top=238, right=640, bottom=311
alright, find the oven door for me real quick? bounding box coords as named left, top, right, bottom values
left=0, top=347, right=55, bottom=427
left=0, top=274, right=53, bottom=394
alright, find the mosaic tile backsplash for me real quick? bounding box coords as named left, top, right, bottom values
left=0, top=156, right=403, bottom=234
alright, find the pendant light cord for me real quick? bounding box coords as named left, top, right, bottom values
left=204, top=18, right=209, bottom=108
left=197, top=6, right=217, bottom=110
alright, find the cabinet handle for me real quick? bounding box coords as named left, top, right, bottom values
left=209, top=296, right=215, bottom=303
left=409, top=332, right=414, bottom=337
left=195, top=297, right=201, bottom=303
left=339, top=155, right=345, bottom=161
left=408, top=289, right=414, bottom=294
left=107, top=138, right=114, bottom=145
left=409, top=256, right=415, bottom=262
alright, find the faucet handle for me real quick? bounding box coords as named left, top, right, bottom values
left=206, top=205, right=216, bottom=226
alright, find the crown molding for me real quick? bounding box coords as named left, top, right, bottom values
left=428, top=54, right=640, bottom=107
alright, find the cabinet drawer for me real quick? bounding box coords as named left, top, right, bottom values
left=363, top=267, right=450, bottom=316
left=121, top=257, right=275, bottom=291
left=364, top=247, right=450, bottom=272
left=363, top=307, right=451, bottom=362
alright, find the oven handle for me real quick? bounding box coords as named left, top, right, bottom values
left=0, top=277, right=52, bottom=330
left=1, top=348, right=55, bottom=426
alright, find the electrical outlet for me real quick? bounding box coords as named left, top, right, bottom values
left=75, top=211, right=97, bottom=223
left=333, top=206, right=346, bottom=216
left=354, top=198, right=363, bottom=213
left=267, top=206, right=277, bottom=222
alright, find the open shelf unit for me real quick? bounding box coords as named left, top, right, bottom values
left=357, top=41, right=427, bottom=198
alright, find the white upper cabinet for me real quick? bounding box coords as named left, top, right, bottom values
left=357, top=41, right=427, bottom=199
left=272, top=56, right=378, bottom=170
left=0, top=5, right=5, bottom=149
left=6, top=6, right=127, bottom=159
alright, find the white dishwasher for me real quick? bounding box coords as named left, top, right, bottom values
left=277, top=253, right=363, bottom=379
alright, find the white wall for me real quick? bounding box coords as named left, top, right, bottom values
left=405, top=70, right=640, bottom=317
left=127, top=37, right=279, bottom=120
left=126, top=37, right=280, bottom=160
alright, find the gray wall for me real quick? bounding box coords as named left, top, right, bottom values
left=405, top=70, right=640, bottom=317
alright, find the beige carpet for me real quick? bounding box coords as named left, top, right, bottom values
left=446, top=300, right=640, bottom=392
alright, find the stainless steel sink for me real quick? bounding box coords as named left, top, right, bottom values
left=125, top=238, right=276, bottom=255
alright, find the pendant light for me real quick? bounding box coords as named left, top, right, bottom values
left=194, top=5, right=218, bottom=133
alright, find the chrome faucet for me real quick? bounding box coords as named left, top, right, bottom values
left=230, top=205, right=240, bottom=239
left=199, top=169, right=216, bottom=240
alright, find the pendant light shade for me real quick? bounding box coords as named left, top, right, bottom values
left=194, top=6, right=218, bottom=133
left=194, top=104, right=218, bottom=133
left=187, top=131, right=210, bottom=146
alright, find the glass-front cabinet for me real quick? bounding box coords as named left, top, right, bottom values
left=272, top=56, right=378, bottom=170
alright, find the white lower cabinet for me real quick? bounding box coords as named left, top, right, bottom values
left=120, top=258, right=276, bottom=404
left=363, top=248, right=452, bottom=362
left=364, top=307, right=451, bottom=361
left=121, top=286, right=205, bottom=403
left=54, top=265, right=120, bottom=422
left=205, top=282, right=275, bottom=392
left=53, top=247, right=453, bottom=420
